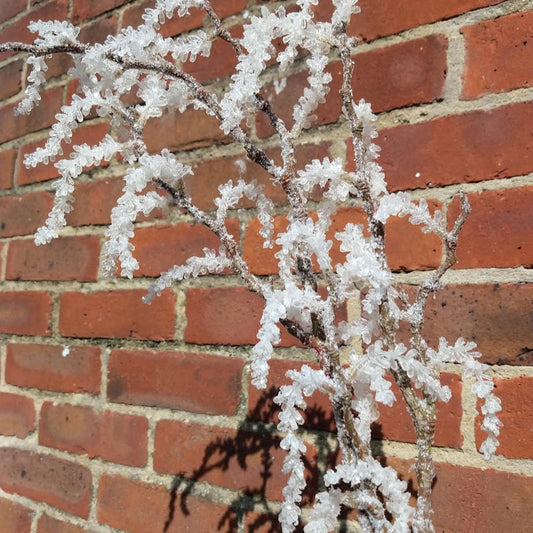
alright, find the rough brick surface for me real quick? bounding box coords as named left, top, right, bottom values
left=108, top=349, right=244, bottom=415
left=0, top=191, right=53, bottom=238
left=475, top=377, right=533, bottom=459
left=0, top=60, right=23, bottom=101
left=39, top=403, right=148, bottom=466
left=0, top=497, right=32, bottom=533
left=0, top=149, right=16, bottom=190
left=0, top=393, right=35, bottom=439
left=419, top=283, right=533, bottom=365
left=97, top=475, right=231, bottom=533
left=5, top=343, right=101, bottom=394
left=6, top=235, right=100, bottom=281
left=154, top=419, right=291, bottom=500
left=131, top=220, right=239, bottom=277
left=37, top=514, right=93, bottom=533
left=462, top=10, right=533, bottom=99
left=0, top=0, right=26, bottom=25
left=185, top=286, right=294, bottom=346
left=449, top=186, right=533, bottom=268
left=0, top=291, right=52, bottom=335
left=377, top=102, right=533, bottom=191
left=0, top=448, right=92, bottom=518
left=59, top=290, right=176, bottom=340
left=72, top=0, right=129, bottom=24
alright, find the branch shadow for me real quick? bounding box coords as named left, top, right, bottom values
left=163, top=385, right=339, bottom=532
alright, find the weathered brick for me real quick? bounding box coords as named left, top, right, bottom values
left=419, top=283, right=533, bottom=365
left=186, top=142, right=330, bottom=211
left=0, top=393, right=35, bottom=439
left=462, top=10, right=533, bottom=99
left=66, top=177, right=124, bottom=226
left=0, top=447, right=91, bottom=518
left=108, top=349, right=243, bottom=415
left=6, top=235, right=100, bottom=281
left=185, top=286, right=295, bottom=346
left=0, top=0, right=26, bottom=24
left=154, top=419, right=290, bottom=500
left=37, top=514, right=93, bottom=533
left=0, top=60, right=23, bottom=100
left=313, top=0, right=505, bottom=42
left=0, top=86, right=63, bottom=144
left=122, top=0, right=247, bottom=37
left=377, top=102, right=533, bottom=191
left=72, top=0, right=129, bottom=24
left=0, top=149, right=16, bottom=190
left=59, top=290, right=176, bottom=340
left=352, top=34, right=447, bottom=112
left=0, top=0, right=68, bottom=60
left=0, top=497, right=32, bottom=533
left=0, top=191, right=53, bottom=238
left=6, top=343, right=101, bottom=394
left=131, top=220, right=239, bottom=277
left=97, top=474, right=230, bottom=532
left=475, top=376, right=533, bottom=460
left=79, top=13, right=118, bottom=43
left=16, top=122, right=110, bottom=185
left=449, top=187, right=533, bottom=268
left=144, top=107, right=230, bottom=152
left=39, top=403, right=148, bottom=466
left=0, top=291, right=52, bottom=335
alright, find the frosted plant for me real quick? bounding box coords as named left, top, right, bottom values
left=1, top=1, right=502, bottom=531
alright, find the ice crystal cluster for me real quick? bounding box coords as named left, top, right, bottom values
left=2, top=1, right=502, bottom=531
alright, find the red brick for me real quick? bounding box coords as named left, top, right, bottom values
left=0, top=498, right=32, bottom=533
left=318, top=0, right=505, bottom=42
left=248, top=358, right=335, bottom=432
left=449, top=187, right=533, bottom=268
left=353, top=35, right=447, bottom=112
left=244, top=512, right=285, bottom=533
left=72, top=0, right=129, bottom=24
left=0, top=393, right=35, bottom=439
left=419, top=283, right=533, bottom=365
left=79, top=13, right=118, bottom=43
left=39, top=402, right=148, bottom=466
left=462, top=11, right=533, bottom=99
left=377, top=102, right=533, bottom=191
left=154, top=419, right=290, bottom=500
left=185, top=286, right=294, bottom=346
left=59, top=289, right=176, bottom=340
left=256, top=63, right=342, bottom=138
left=475, top=377, right=533, bottom=459
left=17, top=122, right=110, bottom=185
left=0, top=87, right=62, bottom=143
left=6, top=235, right=100, bottom=281
left=97, top=474, right=230, bottom=533
left=144, top=107, right=230, bottom=152
left=122, top=0, right=247, bottom=37
left=66, top=177, right=123, bottom=226
left=382, top=457, right=533, bottom=532
left=242, top=214, right=288, bottom=275
left=0, top=447, right=91, bottom=518
left=0, top=149, right=16, bottom=190
left=377, top=373, right=463, bottom=447
left=0, top=291, right=52, bottom=335
left=131, top=220, right=239, bottom=277
left=6, top=343, right=101, bottom=394
left=0, top=0, right=68, bottom=60
left=431, top=463, right=533, bottom=531
left=385, top=200, right=442, bottom=271
left=0, top=60, right=23, bottom=100
left=183, top=25, right=242, bottom=83
left=0, top=191, right=53, bottom=238
left=0, top=0, right=26, bottom=24
left=107, top=348, right=243, bottom=415
left=37, top=514, right=93, bottom=533
left=186, top=142, right=330, bottom=211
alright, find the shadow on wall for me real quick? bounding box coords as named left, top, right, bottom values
left=161, top=386, right=343, bottom=532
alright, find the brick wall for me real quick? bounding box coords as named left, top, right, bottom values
left=1, top=1, right=533, bottom=531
